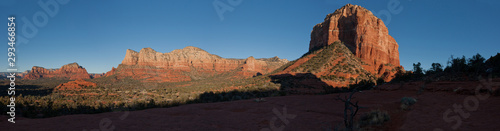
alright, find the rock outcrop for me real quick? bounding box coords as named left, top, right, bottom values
left=309, top=4, right=401, bottom=80
left=24, top=63, right=91, bottom=80
left=271, top=4, right=403, bottom=90
left=55, top=79, right=97, bottom=91
left=106, top=46, right=289, bottom=82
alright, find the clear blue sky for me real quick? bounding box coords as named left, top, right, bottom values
left=1, top=0, right=499, bottom=73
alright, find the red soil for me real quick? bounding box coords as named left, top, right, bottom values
left=2, top=79, right=499, bottom=130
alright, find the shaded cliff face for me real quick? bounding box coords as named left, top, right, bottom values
left=24, top=63, right=91, bottom=80
left=106, top=46, right=289, bottom=82
left=309, top=4, right=401, bottom=80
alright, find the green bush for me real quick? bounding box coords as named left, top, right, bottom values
left=359, top=110, right=390, bottom=127
left=400, top=97, right=417, bottom=110
left=391, top=66, right=412, bottom=82
left=426, top=63, right=443, bottom=74
left=413, top=62, right=424, bottom=78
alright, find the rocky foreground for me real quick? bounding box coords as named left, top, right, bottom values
left=2, top=79, right=499, bottom=130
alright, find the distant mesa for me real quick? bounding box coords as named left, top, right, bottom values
left=89, top=73, right=105, bottom=79
left=24, top=62, right=91, bottom=80
left=105, top=46, right=289, bottom=82
left=272, top=4, right=403, bottom=88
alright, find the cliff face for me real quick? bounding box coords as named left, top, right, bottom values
left=24, top=63, right=91, bottom=80
left=309, top=4, right=401, bottom=80
left=121, top=47, right=242, bottom=71
left=271, top=4, right=403, bottom=90
left=106, top=46, right=289, bottom=82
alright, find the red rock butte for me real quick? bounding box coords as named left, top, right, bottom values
left=105, top=46, right=289, bottom=82
left=271, top=4, right=403, bottom=89
left=24, top=62, right=91, bottom=80
left=309, top=4, right=402, bottom=80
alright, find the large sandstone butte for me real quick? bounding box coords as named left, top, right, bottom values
left=272, top=4, right=402, bottom=89
left=24, top=63, right=91, bottom=80
left=105, top=46, right=288, bottom=82
left=309, top=4, right=402, bottom=80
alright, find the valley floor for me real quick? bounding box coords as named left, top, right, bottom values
left=1, top=79, right=500, bottom=131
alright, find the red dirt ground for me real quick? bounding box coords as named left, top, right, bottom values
left=1, top=79, right=500, bottom=130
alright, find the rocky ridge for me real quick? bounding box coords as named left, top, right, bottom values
left=105, top=46, right=289, bottom=82
left=24, top=63, right=91, bottom=80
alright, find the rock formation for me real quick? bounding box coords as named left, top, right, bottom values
left=272, top=4, right=403, bottom=89
left=105, top=46, right=288, bottom=82
left=90, top=73, right=105, bottom=79
left=309, top=4, right=402, bottom=80
left=55, top=79, right=97, bottom=91
left=24, top=63, right=91, bottom=80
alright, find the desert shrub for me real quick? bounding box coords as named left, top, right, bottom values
left=400, top=97, right=417, bottom=110
left=376, top=77, right=385, bottom=85
left=439, top=54, right=490, bottom=80
left=468, top=54, right=486, bottom=77
left=321, top=75, right=346, bottom=82
left=412, top=62, right=424, bottom=78
left=445, top=55, right=468, bottom=73
left=335, top=89, right=363, bottom=131
left=485, top=53, right=500, bottom=77
left=349, top=80, right=375, bottom=91
left=426, top=63, right=443, bottom=75
left=391, top=66, right=413, bottom=82
left=358, top=110, right=390, bottom=127
left=393, top=53, right=498, bottom=83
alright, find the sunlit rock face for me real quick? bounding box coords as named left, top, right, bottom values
left=309, top=4, right=402, bottom=80
left=106, top=46, right=289, bottom=82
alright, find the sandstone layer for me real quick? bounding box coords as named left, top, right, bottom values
left=309, top=4, right=401, bottom=80
left=105, top=46, right=288, bottom=82
left=24, top=63, right=91, bottom=80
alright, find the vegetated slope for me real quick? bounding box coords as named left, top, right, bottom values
left=271, top=41, right=377, bottom=93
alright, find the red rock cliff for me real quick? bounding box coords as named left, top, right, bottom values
left=309, top=4, right=401, bottom=80
left=106, top=46, right=288, bottom=82
left=24, top=63, right=91, bottom=80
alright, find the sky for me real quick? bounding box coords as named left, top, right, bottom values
left=1, top=0, right=499, bottom=73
